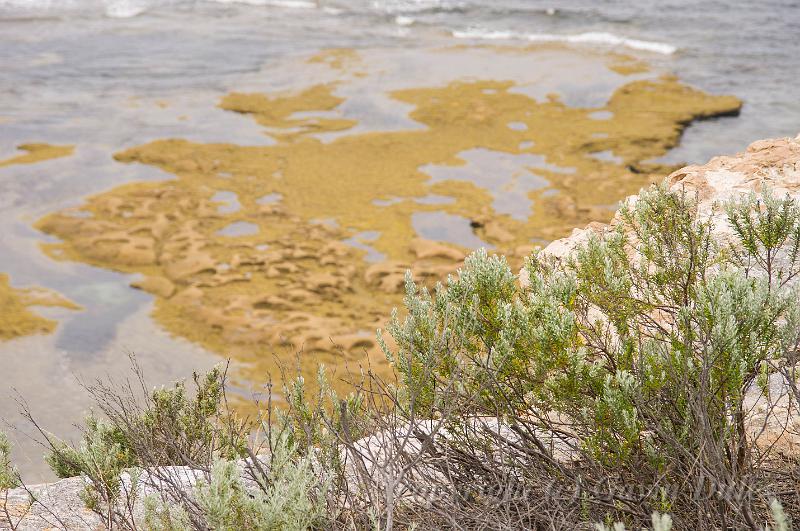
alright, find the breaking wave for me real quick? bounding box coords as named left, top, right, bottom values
left=451, top=28, right=677, bottom=55
left=0, top=0, right=317, bottom=18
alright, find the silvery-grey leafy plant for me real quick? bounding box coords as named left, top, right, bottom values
left=381, top=184, right=800, bottom=528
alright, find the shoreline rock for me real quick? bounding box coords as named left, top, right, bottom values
left=527, top=133, right=800, bottom=457
left=538, top=134, right=800, bottom=261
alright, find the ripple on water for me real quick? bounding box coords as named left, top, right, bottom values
left=343, top=231, right=386, bottom=262
left=412, top=211, right=492, bottom=250
left=421, top=148, right=556, bottom=221
left=216, top=221, right=260, bottom=237
left=257, top=192, right=283, bottom=205
left=211, top=190, right=241, bottom=214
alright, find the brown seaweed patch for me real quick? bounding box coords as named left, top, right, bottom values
left=0, top=273, right=80, bottom=341
left=607, top=53, right=650, bottom=75
left=218, top=84, right=357, bottom=140
left=306, top=48, right=363, bottom=71
left=35, top=75, right=742, bottom=387
left=0, top=143, right=74, bottom=168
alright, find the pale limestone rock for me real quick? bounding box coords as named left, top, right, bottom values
left=518, top=135, right=800, bottom=283
left=523, top=133, right=800, bottom=452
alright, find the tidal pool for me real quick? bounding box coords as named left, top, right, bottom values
left=31, top=61, right=740, bottom=399
left=420, top=148, right=553, bottom=221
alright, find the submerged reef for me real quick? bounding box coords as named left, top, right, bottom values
left=0, top=274, right=80, bottom=341
left=0, top=143, right=74, bottom=168
left=34, top=55, right=742, bottom=387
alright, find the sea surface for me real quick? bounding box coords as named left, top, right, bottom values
left=1, top=0, right=798, bottom=480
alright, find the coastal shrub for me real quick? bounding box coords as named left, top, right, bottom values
left=141, top=493, right=192, bottom=531
left=0, top=431, right=19, bottom=490
left=768, top=499, right=791, bottom=531
left=34, top=361, right=249, bottom=525
left=45, top=364, right=247, bottom=478
left=194, top=433, right=329, bottom=531
left=45, top=415, right=134, bottom=481
left=109, top=364, right=248, bottom=466
left=379, top=184, right=800, bottom=528
left=44, top=414, right=135, bottom=514
left=281, top=365, right=369, bottom=468
left=1, top=431, right=22, bottom=530
left=136, top=387, right=338, bottom=530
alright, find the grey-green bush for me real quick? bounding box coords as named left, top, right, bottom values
left=380, top=184, right=800, bottom=528
left=194, top=433, right=329, bottom=531
left=0, top=431, right=19, bottom=490
left=141, top=494, right=192, bottom=531
left=38, top=363, right=248, bottom=525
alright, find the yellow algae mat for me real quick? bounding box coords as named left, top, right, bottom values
left=0, top=143, right=77, bottom=341
left=0, top=143, right=74, bottom=168
left=30, top=48, right=741, bottom=388
left=0, top=274, right=80, bottom=341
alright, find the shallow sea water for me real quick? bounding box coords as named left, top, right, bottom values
left=1, top=0, right=798, bottom=481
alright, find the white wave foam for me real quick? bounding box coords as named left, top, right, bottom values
left=452, top=28, right=677, bottom=55
left=373, top=0, right=464, bottom=15
left=395, top=15, right=414, bottom=26
left=0, top=0, right=66, bottom=8
left=210, top=0, right=316, bottom=7
left=0, top=0, right=155, bottom=18
left=104, top=0, right=150, bottom=17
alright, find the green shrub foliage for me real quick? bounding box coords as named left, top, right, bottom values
left=142, top=493, right=192, bottom=531
left=383, top=184, right=800, bottom=499
left=0, top=431, right=19, bottom=490
left=45, top=415, right=135, bottom=508
left=194, top=433, right=328, bottom=531
left=46, top=365, right=244, bottom=481
left=42, top=364, right=248, bottom=523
